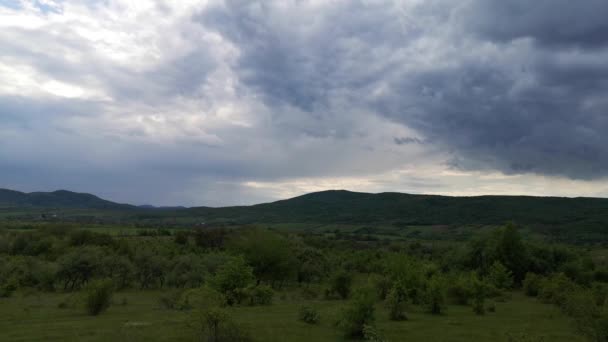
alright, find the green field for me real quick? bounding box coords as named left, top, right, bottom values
left=0, top=290, right=582, bottom=342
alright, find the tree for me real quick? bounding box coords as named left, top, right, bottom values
left=230, top=229, right=296, bottom=288
left=211, top=256, right=254, bottom=305
left=295, top=246, right=328, bottom=285
left=103, top=254, right=134, bottom=289
left=167, top=254, right=206, bottom=288
left=134, top=250, right=168, bottom=289
left=57, top=247, right=104, bottom=291
left=496, top=223, right=529, bottom=284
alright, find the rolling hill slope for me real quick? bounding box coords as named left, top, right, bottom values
left=178, top=190, right=608, bottom=227
left=0, top=189, right=134, bottom=210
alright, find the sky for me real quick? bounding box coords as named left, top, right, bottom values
left=1, top=0, right=608, bottom=207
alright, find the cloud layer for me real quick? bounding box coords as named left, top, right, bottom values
left=1, top=0, right=607, bottom=206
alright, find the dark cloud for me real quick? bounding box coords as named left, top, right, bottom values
left=195, top=0, right=608, bottom=180
left=2, top=0, right=608, bottom=206
left=465, top=0, right=608, bottom=48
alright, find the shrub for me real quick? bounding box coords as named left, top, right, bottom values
left=523, top=273, right=542, bottom=297
left=488, top=261, right=514, bottom=290
left=298, top=305, right=320, bottom=324
left=159, top=289, right=185, bottom=310
left=192, top=306, right=251, bottom=342
left=300, top=286, right=320, bottom=300
left=425, top=276, right=447, bottom=315
left=471, top=277, right=491, bottom=316
left=211, top=256, right=254, bottom=305
left=244, top=284, right=273, bottom=306
left=487, top=302, right=496, bottom=313
left=386, top=283, right=408, bottom=321
left=85, top=279, right=114, bottom=316
left=372, top=275, right=391, bottom=300
left=338, top=287, right=376, bottom=338
left=363, top=324, right=386, bottom=342
left=325, top=271, right=353, bottom=300
left=447, top=273, right=474, bottom=305
left=188, top=287, right=251, bottom=342
left=0, top=279, right=17, bottom=298
left=538, top=273, right=579, bottom=307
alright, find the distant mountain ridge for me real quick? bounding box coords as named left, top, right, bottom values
left=183, top=190, right=608, bottom=227
left=3, top=189, right=608, bottom=232
left=0, top=189, right=134, bottom=210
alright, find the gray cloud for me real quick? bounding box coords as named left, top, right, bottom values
left=1, top=0, right=608, bottom=206
left=464, top=0, right=608, bottom=48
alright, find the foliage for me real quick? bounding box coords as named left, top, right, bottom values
left=211, top=256, right=254, bottom=305
left=230, top=229, right=297, bottom=287
left=298, top=305, right=320, bottom=324
left=85, top=279, right=114, bottom=316
left=57, top=246, right=104, bottom=291
left=188, top=287, right=251, bottom=342
left=471, top=277, right=491, bottom=316
left=167, top=254, right=206, bottom=288
left=337, top=287, right=376, bottom=338
left=386, top=282, right=408, bottom=321
left=488, top=261, right=514, bottom=290
left=523, top=273, right=542, bottom=297
left=243, top=284, right=274, bottom=306
left=424, top=276, right=447, bottom=315
left=447, top=272, right=475, bottom=305
left=325, top=271, right=353, bottom=300
left=134, top=250, right=168, bottom=289
left=363, top=324, right=387, bottom=342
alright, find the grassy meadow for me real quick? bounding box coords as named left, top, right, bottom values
left=0, top=290, right=582, bottom=342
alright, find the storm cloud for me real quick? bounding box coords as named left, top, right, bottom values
left=1, top=0, right=607, bottom=206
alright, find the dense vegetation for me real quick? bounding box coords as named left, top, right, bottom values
left=1, top=220, right=607, bottom=341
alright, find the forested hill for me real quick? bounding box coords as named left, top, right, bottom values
left=3, top=188, right=608, bottom=229
left=0, top=189, right=133, bottom=210
left=184, top=190, right=608, bottom=226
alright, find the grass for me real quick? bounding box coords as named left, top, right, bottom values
left=0, top=291, right=583, bottom=342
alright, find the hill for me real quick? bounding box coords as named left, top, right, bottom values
left=0, top=189, right=134, bottom=210
left=180, top=190, right=608, bottom=226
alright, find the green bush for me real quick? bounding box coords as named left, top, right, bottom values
left=85, top=279, right=114, bottom=316
left=300, top=286, right=320, bottom=300
left=538, top=273, right=578, bottom=306
left=159, top=289, right=185, bottom=310
left=424, top=276, right=447, bottom=315
left=523, top=273, right=542, bottom=297
left=447, top=273, right=474, bottom=305
left=338, top=287, right=376, bottom=338
left=386, top=283, right=408, bottom=321
left=298, top=305, right=320, bottom=324
left=211, top=256, right=254, bottom=305
left=372, top=275, right=391, bottom=300
left=488, top=261, right=514, bottom=290
left=0, top=279, right=17, bottom=298
left=244, top=284, right=273, bottom=306
left=187, top=287, right=250, bottom=342
left=363, top=324, right=387, bottom=342
left=192, top=306, right=251, bottom=342
left=471, top=277, right=491, bottom=315
left=325, top=271, right=353, bottom=300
